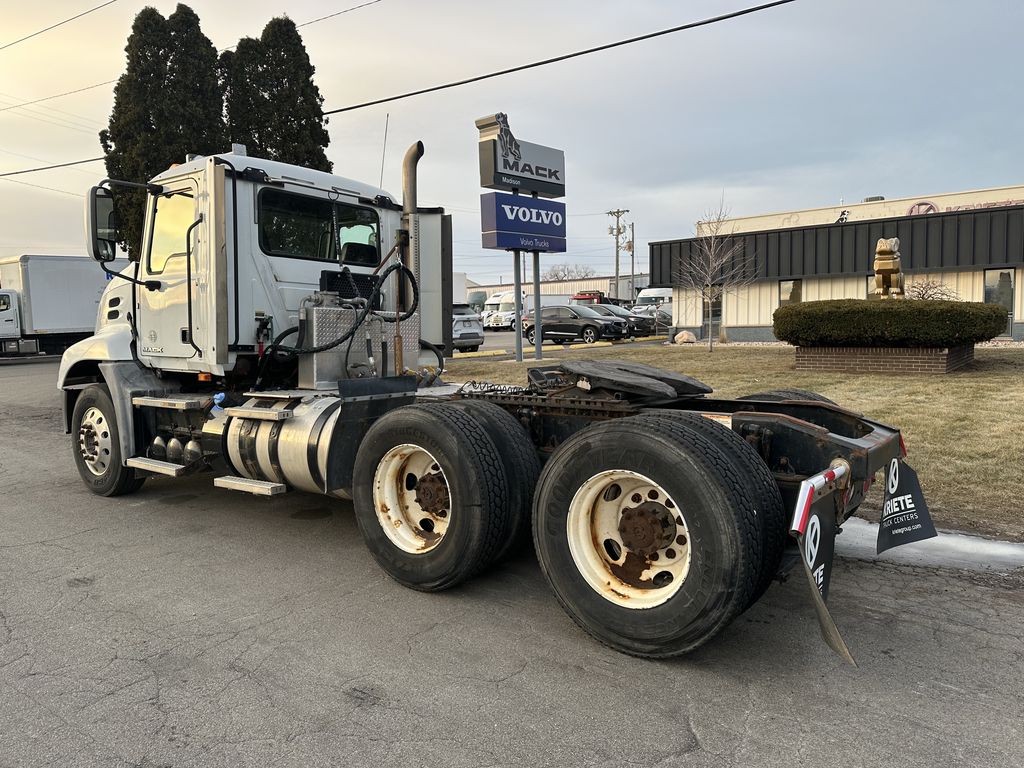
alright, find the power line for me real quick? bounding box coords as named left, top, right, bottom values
left=0, top=178, right=84, bottom=197
left=0, top=90, right=99, bottom=125
left=0, top=80, right=116, bottom=113
left=0, top=146, right=100, bottom=177
left=298, top=0, right=384, bottom=28
left=325, top=0, right=797, bottom=114
left=0, top=157, right=104, bottom=178
left=0, top=1, right=119, bottom=52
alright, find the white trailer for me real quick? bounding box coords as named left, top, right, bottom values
left=0, top=254, right=127, bottom=355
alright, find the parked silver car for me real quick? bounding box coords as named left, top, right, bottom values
left=451, top=303, right=484, bottom=353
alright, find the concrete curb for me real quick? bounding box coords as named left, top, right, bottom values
left=568, top=341, right=613, bottom=349
left=451, top=349, right=507, bottom=359
left=836, top=517, right=1024, bottom=572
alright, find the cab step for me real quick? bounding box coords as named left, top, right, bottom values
left=214, top=476, right=288, bottom=496
left=126, top=457, right=188, bottom=476
left=223, top=406, right=293, bottom=421
left=132, top=395, right=205, bottom=410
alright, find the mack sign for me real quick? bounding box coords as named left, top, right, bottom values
left=475, top=113, right=566, bottom=199
left=480, top=192, right=566, bottom=253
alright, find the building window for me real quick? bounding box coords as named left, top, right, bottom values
left=779, top=279, right=802, bottom=306
left=866, top=275, right=881, bottom=300
left=984, top=268, right=1014, bottom=336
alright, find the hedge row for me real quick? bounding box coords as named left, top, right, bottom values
left=773, top=299, right=1007, bottom=348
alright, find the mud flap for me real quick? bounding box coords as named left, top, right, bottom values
left=877, top=459, right=936, bottom=554
left=798, top=499, right=856, bottom=666
left=790, top=462, right=856, bottom=666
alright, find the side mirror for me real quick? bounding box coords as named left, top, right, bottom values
left=85, top=186, right=118, bottom=263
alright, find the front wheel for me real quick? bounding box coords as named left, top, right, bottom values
left=581, top=327, right=598, bottom=344
left=71, top=384, right=145, bottom=497
left=526, top=328, right=537, bottom=345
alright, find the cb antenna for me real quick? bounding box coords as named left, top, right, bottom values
left=379, top=112, right=390, bottom=188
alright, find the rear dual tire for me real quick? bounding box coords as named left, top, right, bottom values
left=532, top=413, right=779, bottom=658
left=352, top=402, right=538, bottom=591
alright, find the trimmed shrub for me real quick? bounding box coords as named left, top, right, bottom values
left=773, top=299, right=1007, bottom=348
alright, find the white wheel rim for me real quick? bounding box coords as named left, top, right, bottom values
left=373, top=444, right=452, bottom=554
left=78, top=406, right=113, bottom=476
left=567, top=470, right=691, bottom=609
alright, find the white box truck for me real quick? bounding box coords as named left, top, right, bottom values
left=0, top=254, right=127, bottom=355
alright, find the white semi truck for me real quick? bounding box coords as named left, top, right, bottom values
left=0, top=254, right=127, bottom=355
left=59, top=141, right=929, bottom=662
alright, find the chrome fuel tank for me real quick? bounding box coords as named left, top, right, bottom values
left=225, top=394, right=344, bottom=495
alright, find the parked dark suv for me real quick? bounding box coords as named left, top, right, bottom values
left=586, top=303, right=656, bottom=336
left=522, top=305, right=628, bottom=345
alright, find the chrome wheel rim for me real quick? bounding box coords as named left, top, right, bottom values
left=567, top=469, right=691, bottom=609
left=78, top=406, right=113, bottom=476
left=373, top=444, right=452, bottom=554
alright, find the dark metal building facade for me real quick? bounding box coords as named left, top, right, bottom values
left=650, top=204, right=1024, bottom=287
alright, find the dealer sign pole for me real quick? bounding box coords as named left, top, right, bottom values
left=512, top=247, right=524, bottom=362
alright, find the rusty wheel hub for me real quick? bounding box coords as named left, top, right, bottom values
left=618, top=502, right=677, bottom=556
left=414, top=471, right=450, bottom=515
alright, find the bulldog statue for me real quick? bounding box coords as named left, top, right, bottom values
left=873, top=237, right=905, bottom=298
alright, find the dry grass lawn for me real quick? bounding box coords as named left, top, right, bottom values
left=447, top=343, right=1024, bottom=541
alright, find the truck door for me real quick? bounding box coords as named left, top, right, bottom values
left=0, top=291, right=19, bottom=339
left=136, top=179, right=200, bottom=360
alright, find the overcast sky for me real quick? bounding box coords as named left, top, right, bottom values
left=1, top=0, right=1022, bottom=283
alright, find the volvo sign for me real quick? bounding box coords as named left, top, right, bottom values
left=476, top=113, right=566, bottom=198
left=481, top=192, right=566, bottom=252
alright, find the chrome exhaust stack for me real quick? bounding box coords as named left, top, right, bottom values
left=402, top=141, right=424, bottom=219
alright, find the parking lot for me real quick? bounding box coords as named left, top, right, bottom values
left=2, top=360, right=1023, bottom=768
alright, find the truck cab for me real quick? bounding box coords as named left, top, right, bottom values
left=0, top=289, right=23, bottom=353
left=60, top=147, right=450, bottom=390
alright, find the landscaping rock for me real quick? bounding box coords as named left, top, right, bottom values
left=674, top=330, right=697, bottom=344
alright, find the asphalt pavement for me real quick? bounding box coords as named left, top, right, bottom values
left=1, top=363, right=1022, bottom=767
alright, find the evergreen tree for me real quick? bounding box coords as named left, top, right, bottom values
left=100, top=4, right=224, bottom=259
left=219, top=39, right=266, bottom=156
left=162, top=5, right=225, bottom=160
left=222, top=18, right=332, bottom=172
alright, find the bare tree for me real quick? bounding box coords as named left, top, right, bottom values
left=906, top=279, right=960, bottom=301
left=541, top=263, right=598, bottom=281
left=673, top=200, right=757, bottom=351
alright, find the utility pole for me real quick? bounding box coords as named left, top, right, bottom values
left=607, top=208, right=629, bottom=299
left=626, top=221, right=636, bottom=300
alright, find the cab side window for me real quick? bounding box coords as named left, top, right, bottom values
left=148, top=189, right=197, bottom=275
left=0, top=295, right=9, bottom=311
left=259, top=188, right=380, bottom=265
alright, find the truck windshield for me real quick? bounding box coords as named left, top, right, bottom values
left=259, top=188, right=380, bottom=265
